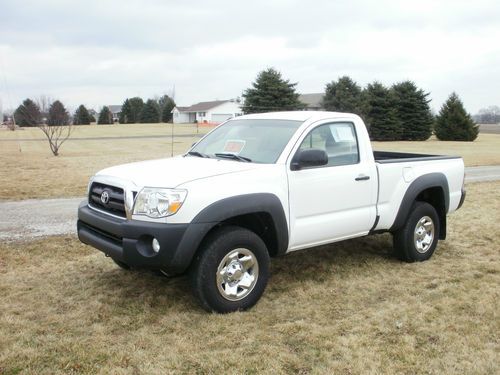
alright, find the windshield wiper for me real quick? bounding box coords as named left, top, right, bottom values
left=185, top=151, right=210, bottom=158
left=215, top=153, right=252, bottom=162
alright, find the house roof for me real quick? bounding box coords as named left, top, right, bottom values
left=108, top=105, right=122, bottom=113
left=299, top=93, right=324, bottom=108
left=177, top=100, right=232, bottom=112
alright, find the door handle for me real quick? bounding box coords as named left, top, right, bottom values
left=355, top=175, right=370, bottom=181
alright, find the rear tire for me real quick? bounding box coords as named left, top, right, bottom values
left=190, top=226, right=270, bottom=313
left=393, top=201, right=440, bottom=262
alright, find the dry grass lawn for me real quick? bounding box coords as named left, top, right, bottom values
left=0, top=124, right=499, bottom=201
left=371, top=133, right=500, bottom=167
left=0, top=181, right=498, bottom=374
left=0, top=124, right=211, bottom=201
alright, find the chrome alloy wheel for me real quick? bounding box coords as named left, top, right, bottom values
left=414, top=216, right=435, bottom=253
left=216, top=248, right=259, bottom=301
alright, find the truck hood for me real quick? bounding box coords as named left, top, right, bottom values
left=95, top=155, right=263, bottom=188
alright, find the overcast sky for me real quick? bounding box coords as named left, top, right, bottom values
left=1, top=0, right=499, bottom=114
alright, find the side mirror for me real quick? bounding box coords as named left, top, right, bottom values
left=291, top=149, right=328, bottom=170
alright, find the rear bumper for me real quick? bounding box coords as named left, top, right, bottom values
left=77, top=202, right=211, bottom=274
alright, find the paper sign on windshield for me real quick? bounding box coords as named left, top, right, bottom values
left=330, top=124, right=355, bottom=142
left=223, top=140, right=246, bottom=154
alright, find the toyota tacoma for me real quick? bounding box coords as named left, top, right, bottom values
left=77, top=111, right=466, bottom=312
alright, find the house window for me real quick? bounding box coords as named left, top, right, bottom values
left=198, top=112, right=206, bottom=117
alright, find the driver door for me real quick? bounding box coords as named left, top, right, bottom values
left=287, top=121, right=377, bottom=251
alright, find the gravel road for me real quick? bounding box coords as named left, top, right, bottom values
left=1, top=166, right=499, bottom=241
left=0, top=197, right=82, bottom=241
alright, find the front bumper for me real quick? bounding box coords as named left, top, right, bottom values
left=78, top=201, right=198, bottom=274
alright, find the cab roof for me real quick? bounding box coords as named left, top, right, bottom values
left=237, top=111, right=359, bottom=123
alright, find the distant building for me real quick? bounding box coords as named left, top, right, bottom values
left=107, top=105, right=122, bottom=122
left=172, top=100, right=242, bottom=124
left=299, top=93, right=325, bottom=111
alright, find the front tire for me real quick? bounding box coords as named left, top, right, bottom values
left=393, top=201, right=440, bottom=262
left=190, top=226, right=270, bottom=313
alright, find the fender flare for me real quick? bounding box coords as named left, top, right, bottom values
left=166, top=193, right=289, bottom=274
left=389, top=173, right=449, bottom=236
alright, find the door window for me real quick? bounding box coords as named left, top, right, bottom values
left=297, top=122, right=359, bottom=167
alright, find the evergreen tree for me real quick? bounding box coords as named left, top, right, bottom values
left=73, top=104, right=92, bottom=125
left=392, top=81, right=433, bottom=140
left=322, top=76, right=364, bottom=116
left=14, top=98, right=41, bottom=126
left=158, top=94, right=176, bottom=122
left=119, top=97, right=144, bottom=123
left=98, top=106, right=113, bottom=125
left=365, top=82, right=402, bottom=141
left=435, top=93, right=478, bottom=141
left=139, top=99, right=160, bottom=123
left=119, top=99, right=131, bottom=123
left=129, top=97, right=144, bottom=123
left=47, top=100, right=70, bottom=126
left=242, top=68, right=305, bottom=113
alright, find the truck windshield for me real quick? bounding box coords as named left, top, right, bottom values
left=189, top=119, right=303, bottom=163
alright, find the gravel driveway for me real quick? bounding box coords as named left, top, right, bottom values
left=1, top=165, right=499, bottom=241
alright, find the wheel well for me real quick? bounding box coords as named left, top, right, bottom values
left=198, top=212, right=279, bottom=258
left=416, top=187, right=447, bottom=239
left=222, top=212, right=279, bottom=257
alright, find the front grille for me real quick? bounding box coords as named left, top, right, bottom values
left=89, top=182, right=126, bottom=218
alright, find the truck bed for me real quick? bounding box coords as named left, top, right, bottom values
left=374, top=151, right=461, bottom=164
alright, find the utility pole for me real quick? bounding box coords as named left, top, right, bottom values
left=170, top=84, right=176, bottom=156
left=171, top=122, right=174, bottom=157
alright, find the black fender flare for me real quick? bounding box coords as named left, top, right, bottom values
left=166, top=193, right=289, bottom=274
left=389, top=173, right=449, bottom=237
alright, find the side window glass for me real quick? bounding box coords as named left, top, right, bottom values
left=297, top=122, right=359, bottom=167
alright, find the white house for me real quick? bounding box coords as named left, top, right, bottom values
left=172, top=99, right=242, bottom=124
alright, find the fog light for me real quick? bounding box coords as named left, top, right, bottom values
left=152, top=238, right=160, bottom=253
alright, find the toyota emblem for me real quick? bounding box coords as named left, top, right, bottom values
left=100, top=190, right=110, bottom=204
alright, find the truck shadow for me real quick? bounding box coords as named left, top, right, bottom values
left=88, top=233, right=396, bottom=312
left=271, top=233, right=395, bottom=281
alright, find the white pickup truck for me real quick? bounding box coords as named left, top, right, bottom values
left=78, top=111, right=466, bottom=312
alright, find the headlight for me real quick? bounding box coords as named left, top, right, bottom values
left=133, top=188, right=187, bottom=218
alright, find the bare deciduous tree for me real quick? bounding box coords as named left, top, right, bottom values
left=475, top=105, right=500, bottom=124
left=38, top=98, right=73, bottom=156
left=38, top=122, right=72, bottom=156
left=38, top=95, right=51, bottom=121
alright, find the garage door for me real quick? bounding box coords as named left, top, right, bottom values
left=211, top=114, right=233, bottom=123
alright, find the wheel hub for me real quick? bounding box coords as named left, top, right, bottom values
left=224, top=261, right=244, bottom=283
left=414, top=216, right=435, bottom=253
left=216, top=248, right=259, bottom=301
